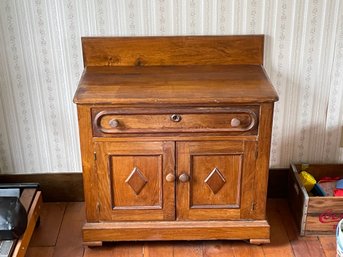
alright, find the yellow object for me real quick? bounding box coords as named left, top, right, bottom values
left=299, top=171, right=316, bottom=192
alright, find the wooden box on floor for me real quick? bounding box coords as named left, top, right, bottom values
left=12, top=188, right=42, bottom=257
left=288, top=163, right=343, bottom=236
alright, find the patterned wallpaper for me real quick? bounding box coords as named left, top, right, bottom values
left=0, top=0, right=342, bottom=174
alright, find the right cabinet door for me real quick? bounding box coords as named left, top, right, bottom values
left=176, top=140, right=257, bottom=220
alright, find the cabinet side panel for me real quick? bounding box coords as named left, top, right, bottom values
left=253, top=103, right=274, bottom=219
left=240, top=140, right=258, bottom=219
left=81, top=36, right=264, bottom=67
left=77, top=105, right=98, bottom=221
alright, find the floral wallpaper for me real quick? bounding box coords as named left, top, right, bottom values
left=0, top=0, right=342, bottom=173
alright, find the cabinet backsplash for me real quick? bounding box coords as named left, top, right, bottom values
left=0, top=0, right=342, bottom=174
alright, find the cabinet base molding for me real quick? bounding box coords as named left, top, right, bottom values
left=82, top=220, right=270, bottom=243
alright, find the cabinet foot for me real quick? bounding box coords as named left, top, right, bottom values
left=83, top=241, right=103, bottom=247
left=249, top=238, right=270, bottom=245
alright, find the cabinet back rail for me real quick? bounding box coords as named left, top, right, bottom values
left=81, top=35, right=264, bottom=67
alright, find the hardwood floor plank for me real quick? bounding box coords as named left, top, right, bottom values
left=262, top=199, right=294, bottom=257
left=203, top=241, right=234, bottom=257
left=83, top=245, right=116, bottom=256
left=144, top=242, right=173, bottom=257
left=288, top=239, right=311, bottom=257
left=25, top=246, right=54, bottom=257
left=273, top=199, right=313, bottom=257
left=274, top=199, right=299, bottom=241
left=114, top=242, right=144, bottom=257
left=232, top=241, right=264, bottom=257
left=319, top=236, right=337, bottom=257
left=84, top=242, right=143, bottom=257
left=24, top=201, right=338, bottom=257
left=173, top=242, right=203, bottom=257
left=306, top=238, right=326, bottom=257
left=52, top=202, right=85, bottom=257
left=30, top=203, right=67, bottom=247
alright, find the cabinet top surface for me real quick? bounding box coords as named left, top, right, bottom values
left=74, top=64, right=278, bottom=105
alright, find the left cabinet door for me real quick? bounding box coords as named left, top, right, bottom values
left=94, top=141, right=175, bottom=221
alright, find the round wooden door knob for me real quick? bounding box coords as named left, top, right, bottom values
left=179, top=173, right=190, bottom=183
left=165, top=173, right=176, bottom=182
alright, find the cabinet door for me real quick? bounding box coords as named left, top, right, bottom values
left=176, top=141, right=256, bottom=220
left=95, top=141, right=175, bottom=221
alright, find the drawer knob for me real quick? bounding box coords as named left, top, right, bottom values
left=230, top=118, right=241, bottom=127
left=165, top=173, right=176, bottom=182
left=109, top=119, right=119, bottom=128
left=179, top=173, right=190, bottom=183
left=170, top=114, right=182, bottom=122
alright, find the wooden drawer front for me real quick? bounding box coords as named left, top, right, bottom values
left=92, top=107, right=258, bottom=136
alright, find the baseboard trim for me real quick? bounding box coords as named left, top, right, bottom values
left=0, top=169, right=288, bottom=202
left=0, top=172, right=84, bottom=202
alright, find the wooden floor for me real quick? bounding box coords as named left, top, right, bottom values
left=26, top=199, right=337, bottom=257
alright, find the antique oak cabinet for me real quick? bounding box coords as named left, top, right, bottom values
left=73, top=36, right=278, bottom=245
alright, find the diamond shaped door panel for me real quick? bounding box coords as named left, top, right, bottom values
left=95, top=141, right=175, bottom=221
left=177, top=141, right=247, bottom=221
left=110, top=156, right=159, bottom=207
left=191, top=155, right=241, bottom=208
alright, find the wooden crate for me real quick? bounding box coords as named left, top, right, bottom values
left=288, top=163, right=343, bottom=236
left=12, top=188, right=42, bottom=257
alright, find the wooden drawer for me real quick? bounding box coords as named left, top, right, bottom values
left=92, top=107, right=259, bottom=136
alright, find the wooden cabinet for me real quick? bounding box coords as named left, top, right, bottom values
left=74, top=36, right=278, bottom=245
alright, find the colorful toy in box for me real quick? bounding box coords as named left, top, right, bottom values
left=298, top=169, right=343, bottom=196
left=318, top=177, right=340, bottom=196
left=335, top=179, right=343, bottom=196
left=299, top=171, right=316, bottom=192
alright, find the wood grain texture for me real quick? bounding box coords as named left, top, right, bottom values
left=82, top=36, right=264, bottom=67
left=19, top=188, right=36, bottom=211
left=273, top=199, right=324, bottom=257
left=30, top=203, right=67, bottom=246
left=82, top=220, right=270, bottom=242
left=76, top=36, right=277, bottom=244
left=95, top=141, right=175, bottom=221
left=74, top=65, right=278, bottom=105
left=26, top=247, right=55, bottom=257
left=84, top=243, right=143, bottom=257
left=12, top=191, right=42, bottom=257
left=318, top=236, right=337, bottom=257
left=290, top=163, right=343, bottom=236
left=176, top=141, right=244, bottom=220
left=52, top=203, right=85, bottom=257
left=77, top=105, right=98, bottom=222
left=293, top=164, right=343, bottom=179
left=202, top=241, right=235, bottom=257
left=232, top=241, right=265, bottom=257
left=144, top=242, right=173, bottom=257
left=240, top=140, right=258, bottom=219
left=262, top=200, right=294, bottom=257
left=93, top=108, right=257, bottom=135
left=288, top=164, right=309, bottom=236
left=26, top=200, right=337, bottom=257
left=306, top=239, right=326, bottom=257
left=252, top=103, right=275, bottom=220
left=173, top=242, right=203, bottom=257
